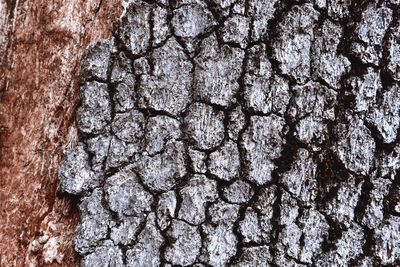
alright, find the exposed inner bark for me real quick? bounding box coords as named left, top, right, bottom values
left=0, top=0, right=120, bottom=265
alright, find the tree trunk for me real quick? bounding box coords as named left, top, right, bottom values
left=4, top=0, right=400, bottom=266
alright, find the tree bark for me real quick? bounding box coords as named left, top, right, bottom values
left=3, top=0, right=400, bottom=266
left=60, top=1, right=400, bottom=266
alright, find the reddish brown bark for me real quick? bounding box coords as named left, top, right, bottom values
left=0, top=0, right=120, bottom=265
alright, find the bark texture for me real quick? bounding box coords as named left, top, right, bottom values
left=0, top=0, right=120, bottom=266
left=59, top=0, right=399, bottom=266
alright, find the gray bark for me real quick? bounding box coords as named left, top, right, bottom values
left=59, top=0, right=400, bottom=266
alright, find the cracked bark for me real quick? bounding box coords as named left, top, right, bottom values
left=8, top=0, right=400, bottom=266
